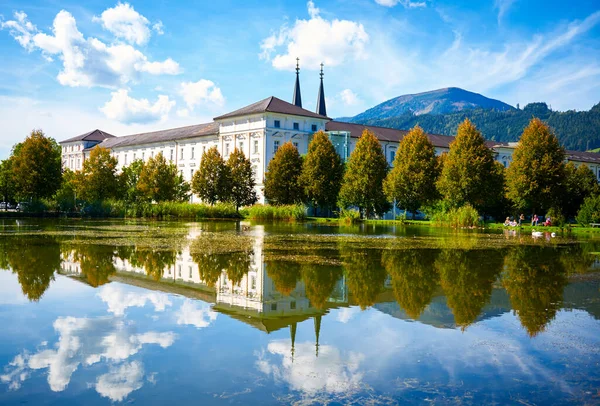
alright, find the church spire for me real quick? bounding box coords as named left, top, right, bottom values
left=316, top=63, right=327, bottom=117
left=290, top=322, right=297, bottom=363
left=293, top=58, right=302, bottom=108
left=314, top=314, right=322, bottom=358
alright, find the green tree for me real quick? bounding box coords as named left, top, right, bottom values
left=339, top=129, right=391, bottom=218
left=576, top=194, right=600, bottom=225
left=437, top=119, right=499, bottom=211
left=562, top=162, right=598, bottom=219
left=299, top=131, right=344, bottom=211
left=54, top=169, right=78, bottom=212
left=76, top=146, right=119, bottom=202
left=301, top=263, right=344, bottom=310
left=505, top=118, right=566, bottom=213
left=226, top=148, right=257, bottom=211
left=120, top=159, right=145, bottom=203
left=192, top=146, right=229, bottom=205
left=264, top=142, right=304, bottom=205
left=384, top=126, right=438, bottom=217
left=11, top=130, right=62, bottom=200
left=0, top=159, right=16, bottom=207
left=266, top=261, right=302, bottom=296
left=341, top=245, right=386, bottom=310
left=137, top=152, right=188, bottom=202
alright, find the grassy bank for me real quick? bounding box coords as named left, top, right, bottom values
left=244, top=204, right=306, bottom=221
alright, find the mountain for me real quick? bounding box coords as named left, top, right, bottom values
left=345, top=91, right=600, bottom=151
left=348, top=87, right=514, bottom=123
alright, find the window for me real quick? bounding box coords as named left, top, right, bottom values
left=253, top=140, right=259, bottom=154
left=177, top=264, right=181, bottom=277
left=273, top=140, right=280, bottom=153
left=274, top=120, right=281, bottom=128
left=151, top=151, right=154, bottom=158
left=252, top=165, right=257, bottom=176
left=142, top=152, right=145, bottom=160
left=290, top=301, right=296, bottom=310
left=191, top=169, right=194, bottom=178
left=170, top=149, right=174, bottom=161
left=180, top=148, right=184, bottom=160
left=239, top=141, right=244, bottom=151
left=77, top=159, right=80, bottom=169
left=189, top=266, right=193, bottom=278
left=311, top=124, right=317, bottom=132
left=251, top=276, right=256, bottom=290
left=271, top=303, right=277, bottom=311
left=202, top=146, right=206, bottom=155
left=225, top=143, right=230, bottom=156
left=293, top=122, right=299, bottom=130
left=133, top=153, right=136, bottom=160
left=191, top=147, right=195, bottom=159
left=293, top=142, right=299, bottom=149
left=124, top=154, right=128, bottom=165
left=390, top=151, right=395, bottom=162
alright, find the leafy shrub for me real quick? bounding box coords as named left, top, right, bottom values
left=545, top=207, right=565, bottom=227
left=246, top=204, right=306, bottom=221
left=339, top=208, right=361, bottom=224
left=428, top=203, right=481, bottom=228
left=80, top=200, right=240, bottom=219
left=576, top=195, right=600, bottom=225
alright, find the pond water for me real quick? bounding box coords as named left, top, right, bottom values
left=0, top=219, right=599, bottom=405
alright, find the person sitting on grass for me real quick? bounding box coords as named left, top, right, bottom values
left=531, top=214, right=539, bottom=226
left=544, top=216, right=552, bottom=227
left=504, top=217, right=511, bottom=226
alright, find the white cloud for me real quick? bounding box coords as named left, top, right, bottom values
left=176, top=299, right=218, bottom=328
left=1, top=10, right=180, bottom=88
left=495, top=0, right=516, bottom=25
left=374, top=0, right=426, bottom=8
left=1, top=315, right=175, bottom=395
left=176, top=108, right=189, bottom=118
left=260, top=1, right=369, bottom=70
left=256, top=340, right=365, bottom=395
left=98, top=284, right=173, bottom=316
left=100, top=89, right=175, bottom=124
left=152, top=20, right=164, bottom=35
left=93, top=2, right=151, bottom=45
left=95, top=361, right=144, bottom=402
left=179, top=79, right=225, bottom=109
left=339, top=89, right=360, bottom=106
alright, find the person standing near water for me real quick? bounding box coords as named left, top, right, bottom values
left=519, top=213, right=525, bottom=226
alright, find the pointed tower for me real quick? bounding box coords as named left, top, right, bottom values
left=290, top=322, right=297, bottom=363
left=293, top=58, right=302, bottom=108
left=314, top=314, right=322, bottom=358
left=316, top=63, right=327, bottom=117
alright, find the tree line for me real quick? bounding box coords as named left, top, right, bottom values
left=2, top=118, right=599, bottom=223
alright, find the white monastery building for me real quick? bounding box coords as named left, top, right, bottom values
left=60, top=64, right=600, bottom=204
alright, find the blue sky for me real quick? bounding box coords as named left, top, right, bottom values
left=1, top=0, right=599, bottom=158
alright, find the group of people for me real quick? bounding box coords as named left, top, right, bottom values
left=503, top=214, right=552, bottom=227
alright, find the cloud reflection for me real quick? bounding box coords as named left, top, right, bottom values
left=176, top=299, right=218, bottom=329
left=99, top=283, right=172, bottom=316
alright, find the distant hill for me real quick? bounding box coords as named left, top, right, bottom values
left=348, top=87, right=513, bottom=123
left=346, top=97, right=600, bottom=151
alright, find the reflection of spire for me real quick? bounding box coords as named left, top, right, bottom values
left=316, top=63, right=327, bottom=117
left=290, top=322, right=297, bottom=362
left=293, top=57, right=302, bottom=108
left=314, top=314, right=321, bottom=357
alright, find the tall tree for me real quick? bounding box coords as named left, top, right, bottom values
left=11, top=130, right=62, bottom=200
left=120, top=159, right=145, bottom=203
left=54, top=169, right=78, bottom=212
left=562, top=162, right=598, bottom=219
left=0, top=159, right=15, bottom=207
left=192, top=146, right=229, bottom=205
left=264, top=141, right=304, bottom=205
left=384, top=125, right=438, bottom=217
left=437, top=119, right=499, bottom=211
left=338, top=129, right=391, bottom=218
left=75, top=146, right=119, bottom=202
left=226, top=148, right=257, bottom=211
left=137, top=152, right=188, bottom=202
left=505, top=118, right=566, bottom=213
left=299, top=131, right=344, bottom=211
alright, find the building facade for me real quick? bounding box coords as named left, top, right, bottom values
left=60, top=68, right=600, bottom=205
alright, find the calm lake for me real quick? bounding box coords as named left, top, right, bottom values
left=0, top=219, right=599, bottom=405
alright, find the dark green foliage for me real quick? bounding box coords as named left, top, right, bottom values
left=299, top=131, right=344, bottom=211
left=576, top=194, right=600, bottom=225
left=75, top=146, right=120, bottom=202
left=0, top=159, right=15, bottom=206
left=339, top=129, right=391, bottom=218
left=120, top=159, right=145, bottom=202
left=226, top=148, right=257, bottom=211
left=264, top=142, right=304, bottom=205
left=505, top=118, right=565, bottom=212
left=137, top=153, right=189, bottom=202
left=53, top=169, right=78, bottom=212
left=192, top=147, right=229, bottom=205
left=384, top=125, right=438, bottom=215
left=355, top=101, right=600, bottom=152
left=563, top=162, right=599, bottom=219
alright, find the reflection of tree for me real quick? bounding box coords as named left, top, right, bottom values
left=436, top=249, right=502, bottom=329
left=67, top=245, right=117, bottom=287
left=225, top=251, right=252, bottom=286
left=302, top=264, right=344, bottom=310
left=266, top=261, right=301, bottom=296
left=192, top=253, right=228, bottom=287
left=382, top=250, right=439, bottom=319
left=130, top=249, right=177, bottom=281
left=503, top=246, right=568, bottom=336
left=559, top=245, right=596, bottom=275
left=341, top=246, right=386, bottom=310
left=5, top=236, right=60, bottom=301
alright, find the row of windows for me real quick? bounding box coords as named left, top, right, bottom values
left=273, top=120, right=318, bottom=133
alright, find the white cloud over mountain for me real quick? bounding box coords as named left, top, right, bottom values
left=260, top=1, right=369, bottom=70
left=1, top=10, right=180, bottom=88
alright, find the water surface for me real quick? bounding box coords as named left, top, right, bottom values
left=0, top=219, right=599, bottom=405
